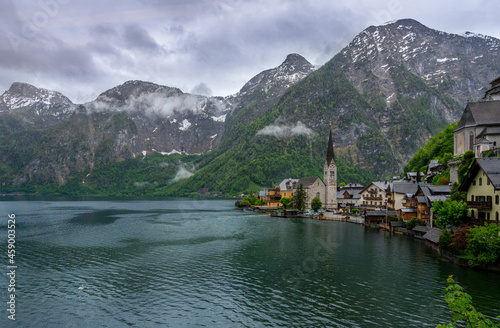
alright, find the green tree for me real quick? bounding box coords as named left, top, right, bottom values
left=466, top=223, right=500, bottom=267
left=311, top=197, right=322, bottom=211
left=338, top=182, right=346, bottom=187
left=438, top=275, right=500, bottom=327
left=432, top=200, right=468, bottom=227
left=280, top=197, right=291, bottom=209
left=292, top=184, right=307, bottom=211
left=450, top=182, right=467, bottom=202
left=239, top=199, right=250, bottom=207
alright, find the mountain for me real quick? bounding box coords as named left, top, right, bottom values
left=0, top=82, right=75, bottom=127
left=1, top=19, right=500, bottom=196
left=161, top=19, right=500, bottom=195
left=0, top=55, right=314, bottom=191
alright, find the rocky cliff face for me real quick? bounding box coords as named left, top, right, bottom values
left=0, top=82, right=75, bottom=127
left=266, top=19, right=500, bottom=176
left=0, top=55, right=312, bottom=186
left=2, top=19, right=500, bottom=192
left=339, top=19, right=500, bottom=118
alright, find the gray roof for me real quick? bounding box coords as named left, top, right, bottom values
left=340, top=183, right=364, bottom=189
left=337, top=189, right=361, bottom=200
left=366, top=210, right=397, bottom=217
left=455, top=100, right=500, bottom=131
left=477, top=126, right=500, bottom=138
left=278, top=178, right=299, bottom=191
left=423, top=228, right=443, bottom=244
left=296, top=176, right=324, bottom=189
left=427, top=195, right=449, bottom=204
left=478, top=158, right=500, bottom=189
left=361, top=181, right=390, bottom=193
left=392, top=182, right=420, bottom=195
left=412, top=226, right=431, bottom=232
left=413, top=225, right=430, bottom=233
left=416, top=196, right=427, bottom=204
left=460, top=158, right=500, bottom=191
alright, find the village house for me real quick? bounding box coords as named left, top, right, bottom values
left=453, top=77, right=500, bottom=158
left=425, top=160, right=446, bottom=183
left=278, top=178, right=299, bottom=199
left=359, top=181, right=390, bottom=211
left=266, top=187, right=282, bottom=207
left=337, top=186, right=363, bottom=211
left=389, top=182, right=422, bottom=211
left=398, top=184, right=450, bottom=225
left=265, top=178, right=298, bottom=207
left=402, top=172, right=425, bottom=183
left=415, top=185, right=450, bottom=225
left=258, top=188, right=268, bottom=203
left=459, top=157, right=500, bottom=224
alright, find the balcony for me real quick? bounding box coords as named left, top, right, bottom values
left=467, top=201, right=492, bottom=210
left=364, top=196, right=382, bottom=200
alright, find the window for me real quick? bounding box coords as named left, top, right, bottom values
left=473, top=180, right=476, bottom=186
left=471, top=210, right=474, bottom=218
left=469, top=132, right=474, bottom=151
left=487, top=196, right=492, bottom=203
left=487, top=179, right=491, bottom=186
left=496, top=195, right=499, bottom=205
left=330, top=170, right=335, bottom=176
left=487, top=212, right=490, bottom=220
left=471, top=195, right=474, bottom=201
left=496, top=212, right=499, bottom=222
left=479, top=178, right=482, bottom=186
left=316, top=192, right=320, bottom=198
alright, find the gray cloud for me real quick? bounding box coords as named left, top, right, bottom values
left=123, top=24, right=161, bottom=53
left=0, top=0, right=499, bottom=103
left=191, top=82, right=213, bottom=96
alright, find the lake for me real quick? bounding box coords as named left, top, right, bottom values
left=0, top=198, right=499, bottom=327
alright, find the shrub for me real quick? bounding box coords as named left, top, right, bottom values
left=466, top=223, right=500, bottom=267
left=450, top=226, right=470, bottom=252
left=406, top=218, right=425, bottom=230
left=439, top=230, right=453, bottom=251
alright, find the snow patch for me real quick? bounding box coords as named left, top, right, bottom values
left=436, top=58, right=458, bottom=63
left=211, top=114, right=226, bottom=122
left=179, top=119, right=191, bottom=131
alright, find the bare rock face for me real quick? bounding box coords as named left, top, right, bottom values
left=0, top=82, right=75, bottom=127
left=0, top=55, right=313, bottom=186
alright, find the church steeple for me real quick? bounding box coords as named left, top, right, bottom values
left=326, top=128, right=335, bottom=166
left=323, top=127, right=337, bottom=210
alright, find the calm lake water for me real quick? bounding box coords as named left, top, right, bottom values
left=0, top=198, right=499, bottom=327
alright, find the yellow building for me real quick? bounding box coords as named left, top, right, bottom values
left=459, top=158, right=500, bottom=223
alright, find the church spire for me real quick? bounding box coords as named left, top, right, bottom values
left=326, top=128, right=335, bottom=166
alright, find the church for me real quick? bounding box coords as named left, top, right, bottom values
left=293, top=129, right=337, bottom=209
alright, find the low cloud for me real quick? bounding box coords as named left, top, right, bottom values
left=171, top=164, right=195, bottom=182
left=256, top=121, right=314, bottom=138
left=88, top=89, right=231, bottom=118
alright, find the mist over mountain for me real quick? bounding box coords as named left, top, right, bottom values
left=1, top=19, right=499, bottom=195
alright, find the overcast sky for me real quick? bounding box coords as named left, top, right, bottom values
left=1, top=0, right=499, bottom=103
